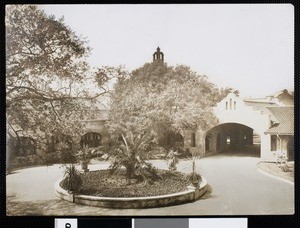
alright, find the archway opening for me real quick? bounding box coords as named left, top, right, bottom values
left=157, top=131, right=185, bottom=154
left=81, top=132, right=102, bottom=148
left=47, top=134, right=72, bottom=153
left=205, top=123, right=261, bottom=157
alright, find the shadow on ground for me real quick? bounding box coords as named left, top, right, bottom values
left=206, top=145, right=261, bottom=158
left=6, top=195, right=74, bottom=216
left=198, top=184, right=214, bottom=200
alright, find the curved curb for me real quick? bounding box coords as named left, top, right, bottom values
left=256, top=163, right=294, bottom=186
left=55, top=177, right=208, bottom=209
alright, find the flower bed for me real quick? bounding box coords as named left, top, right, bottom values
left=55, top=171, right=208, bottom=208
left=60, top=169, right=190, bottom=197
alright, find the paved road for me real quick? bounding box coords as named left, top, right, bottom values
left=6, top=153, right=294, bottom=215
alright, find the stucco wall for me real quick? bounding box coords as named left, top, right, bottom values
left=212, top=93, right=272, bottom=160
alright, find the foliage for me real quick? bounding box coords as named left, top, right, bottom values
left=61, top=164, right=82, bottom=191
left=106, top=60, right=235, bottom=182
left=44, top=152, right=60, bottom=165
left=166, top=149, right=180, bottom=171
left=108, top=132, right=161, bottom=183
left=76, top=145, right=93, bottom=162
left=281, top=163, right=292, bottom=172
left=146, top=146, right=167, bottom=159
left=56, top=142, right=76, bottom=164
left=107, top=61, right=230, bottom=151
left=186, top=156, right=202, bottom=187
left=6, top=5, right=113, bottom=161
left=78, top=169, right=187, bottom=197
left=76, top=145, right=104, bottom=162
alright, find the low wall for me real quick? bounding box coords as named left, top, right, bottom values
left=55, top=177, right=208, bottom=209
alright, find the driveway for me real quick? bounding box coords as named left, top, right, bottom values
left=6, top=153, right=294, bottom=215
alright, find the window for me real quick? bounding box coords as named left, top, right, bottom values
left=230, top=99, right=232, bottom=110
left=234, top=101, right=236, bottom=110
left=226, top=102, right=228, bottom=110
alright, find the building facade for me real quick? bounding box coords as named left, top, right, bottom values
left=7, top=48, right=294, bottom=168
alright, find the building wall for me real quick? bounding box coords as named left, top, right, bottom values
left=204, top=123, right=254, bottom=155
left=212, top=93, right=273, bottom=160
left=42, top=92, right=292, bottom=162
left=270, top=134, right=294, bottom=160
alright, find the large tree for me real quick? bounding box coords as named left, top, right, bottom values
left=108, top=61, right=226, bottom=141
left=106, top=61, right=230, bottom=180
left=6, top=5, right=111, bottom=160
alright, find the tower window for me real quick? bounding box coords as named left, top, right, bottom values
left=230, top=99, right=232, bottom=110
left=234, top=101, right=236, bottom=110
left=226, top=102, right=228, bottom=110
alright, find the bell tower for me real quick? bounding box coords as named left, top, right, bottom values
left=153, top=47, right=164, bottom=63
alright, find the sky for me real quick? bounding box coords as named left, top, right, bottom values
left=40, top=4, right=294, bottom=98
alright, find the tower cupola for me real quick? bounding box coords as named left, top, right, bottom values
left=153, top=47, right=164, bottom=63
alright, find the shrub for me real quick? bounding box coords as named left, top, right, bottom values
left=61, top=164, right=82, bottom=191
left=57, top=142, right=76, bottom=164
left=166, top=149, right=180, bottom=171
left=146, top=146, right=167, bottom=159
left=186, top=156, right=202, bottom=187
left=44, top=152, right=60, bottom=165
left=281, top=163, right=292, bottom=172
left=108, top=132, right=162, bottom=183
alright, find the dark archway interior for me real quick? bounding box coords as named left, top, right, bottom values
left=81, top=132, right=102, bottom=148
left=47, top=134, right=72, bottom=153
left=205, top=123, right=261, bottom=157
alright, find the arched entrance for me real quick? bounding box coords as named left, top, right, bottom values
left=205, top=123, right=261, bottom=157
left=166, top=132, right=184, bottom=147
left=158, top=131, right=185, bottom=153
left=81, top=132, right=102, bottom=148
left=47, top=134, right=72, bottom=153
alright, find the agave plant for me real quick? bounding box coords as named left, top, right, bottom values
left=61, top=164, right=82, bottom=191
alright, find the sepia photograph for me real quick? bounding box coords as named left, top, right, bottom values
left=6, top=4, right=294, bottom=216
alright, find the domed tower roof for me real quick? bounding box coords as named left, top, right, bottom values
left=153, top=46, right=164, bottom=63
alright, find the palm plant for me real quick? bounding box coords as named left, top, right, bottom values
left=186, top=155, right=202, bottom=187
left=109, top=131, right=161, bottom=182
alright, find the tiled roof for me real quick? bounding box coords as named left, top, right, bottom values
left=265, top=107, right=294, bottom=135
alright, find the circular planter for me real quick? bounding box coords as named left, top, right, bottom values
left=55, top=176, right=208, bottom=209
